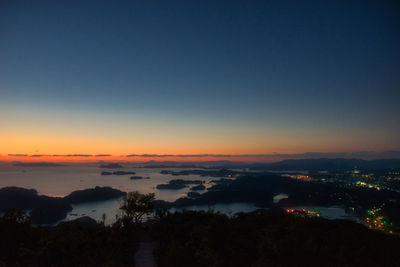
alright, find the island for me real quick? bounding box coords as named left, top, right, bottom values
left=130, top=176, right=150, bottom=180
left=99, top=163, right=124, bottom=169
left=101, top=171, right=136, bottom=175
left=0, top=186, right=126, bottom=225
left=191, top=184, right=206, bottom=191
left=160, top=169, right=242, bottom=177
left=154, top=172, right=400, bottom=233
left=64, top=186, right=126, bottom=204
left=156, top=179, right=204, bottom=190
left=187, top=191, right=201, bottom=198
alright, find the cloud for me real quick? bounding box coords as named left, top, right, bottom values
left=126, top=154, right=173, bottom=157
left=64, top=154, right=93, bottom=157
left=95, top=154, right=112, bottom=157
left=7, top=154, right=95, bottom=157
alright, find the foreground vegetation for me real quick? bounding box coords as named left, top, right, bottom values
left=0, top=210, right=137, bottom=266
left=152, top=209, right=400, bottom=267
left=0, top=191, right=154, bottom=266
left=1, top=191, right=400, bottom=266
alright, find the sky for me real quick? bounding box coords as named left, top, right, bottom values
left=1, top=0, right=399, bottom=161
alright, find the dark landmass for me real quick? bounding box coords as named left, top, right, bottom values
left=0, top=186, right=126, bottom=224
left=156, top=184, right=186, bottom=190
left=64, top=186, right=126, bottom=204
left=0, top=187, right=72, bottom=225
left=154, top=173, right=400, bottom=230
left=0, top=210, right=135, bottom=266
left=99, top=163, right=123, bottom=169
left=145, top=160, right=247, bottom=168
left=207, top=178, right=233, bottom=190
left=154, top=158, right=400, bottom=172
left=191, top=184, right=206, bottom=191
left=156, top=179, right=204, bottom=190
left=160, top=169, right=242, bottom=177
left=13, top=162, right=64, bottom=167
left=130, top=176, right=150, bottom=180
left=143, top=160, right=246, bottom=168
left=101, top=171, right=136, bottom=175
left=248, top=158, right=400, bottom=171
left=2, top=193, right=400, bottom=266
left=59, top=216, right=98, bottom=227
left=113, top=171, right=136, bottom=175
left=187, top=191, right=201, bottom=198
left=152, top=209, right=400, bottom=266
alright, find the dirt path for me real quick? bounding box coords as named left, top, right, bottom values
left=134, top=241, right=158, bottom=267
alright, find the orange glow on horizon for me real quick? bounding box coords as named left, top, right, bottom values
left=0, top=154, right=280, bottom=163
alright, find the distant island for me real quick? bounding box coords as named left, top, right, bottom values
left=247, top=158, right=400, bottom=171
left=99, top=163, right=124, bottom=169
left=156, top=179, right=204, bottom=190
left=64, top=186, right=126, bottom=204
left=191, top=184, right=206, bottom=191
left=142, top=164, right=199, bottom=168
left=0, top=186, right=126, bottom=224
left=101, top=171, right=136, bottom=175
left=149, top=159, right=400, bottom=172
left=130, top=176, right=150, bottom=180
left=160, top=169, right=242, bottom=177
left=187, top=191, right=201, bottom=198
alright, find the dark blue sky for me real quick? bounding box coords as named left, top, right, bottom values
left=1, top=0, right=399, bottom=154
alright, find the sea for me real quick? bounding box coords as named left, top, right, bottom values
left=0, top=162, right=359, bottom=225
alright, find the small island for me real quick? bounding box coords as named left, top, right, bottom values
left=187, top=191, right=201, bottom=198
left=99, top=163, right=124, bottom=169
left=160, top=169, right=242, bottom=177
left=156, top=179, right=204, bottom=190
left=130, top=176, right=150, bottom=180
left=64, top=186, right=126, bottom=204
left=191, top=184, right=206, bottom=191
left=101, top=171, right=136, bottom=175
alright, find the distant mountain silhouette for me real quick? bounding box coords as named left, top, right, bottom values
left=249, top=158, right=400, bottom=171
left=143, top=158, right=400, bottom=171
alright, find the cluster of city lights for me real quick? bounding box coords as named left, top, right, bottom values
left=364, top=204, right=394, bottom=234
left=285, top=208, right=321, bottom=217
left=355, top=181, right=381, bottom=190
left=282, top=174, right=312, bottom=181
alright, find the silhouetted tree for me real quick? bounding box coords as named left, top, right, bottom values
left=0, top=209, right=30, bottom=225
left=119, top=191, right=155, bottom=226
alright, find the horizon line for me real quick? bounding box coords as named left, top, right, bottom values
left=1, top=151, right=400, bottom=163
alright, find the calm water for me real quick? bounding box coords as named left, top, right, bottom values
left=0, top=163, right=211, bottom=201
left=67, top=201, right=358, bottom=226
left=0, top=163, right=357, bottom=224
left=273, top=193, right=288, bottom=203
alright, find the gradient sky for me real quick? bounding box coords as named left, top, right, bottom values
left=1, top=0, right=399, bottom=158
